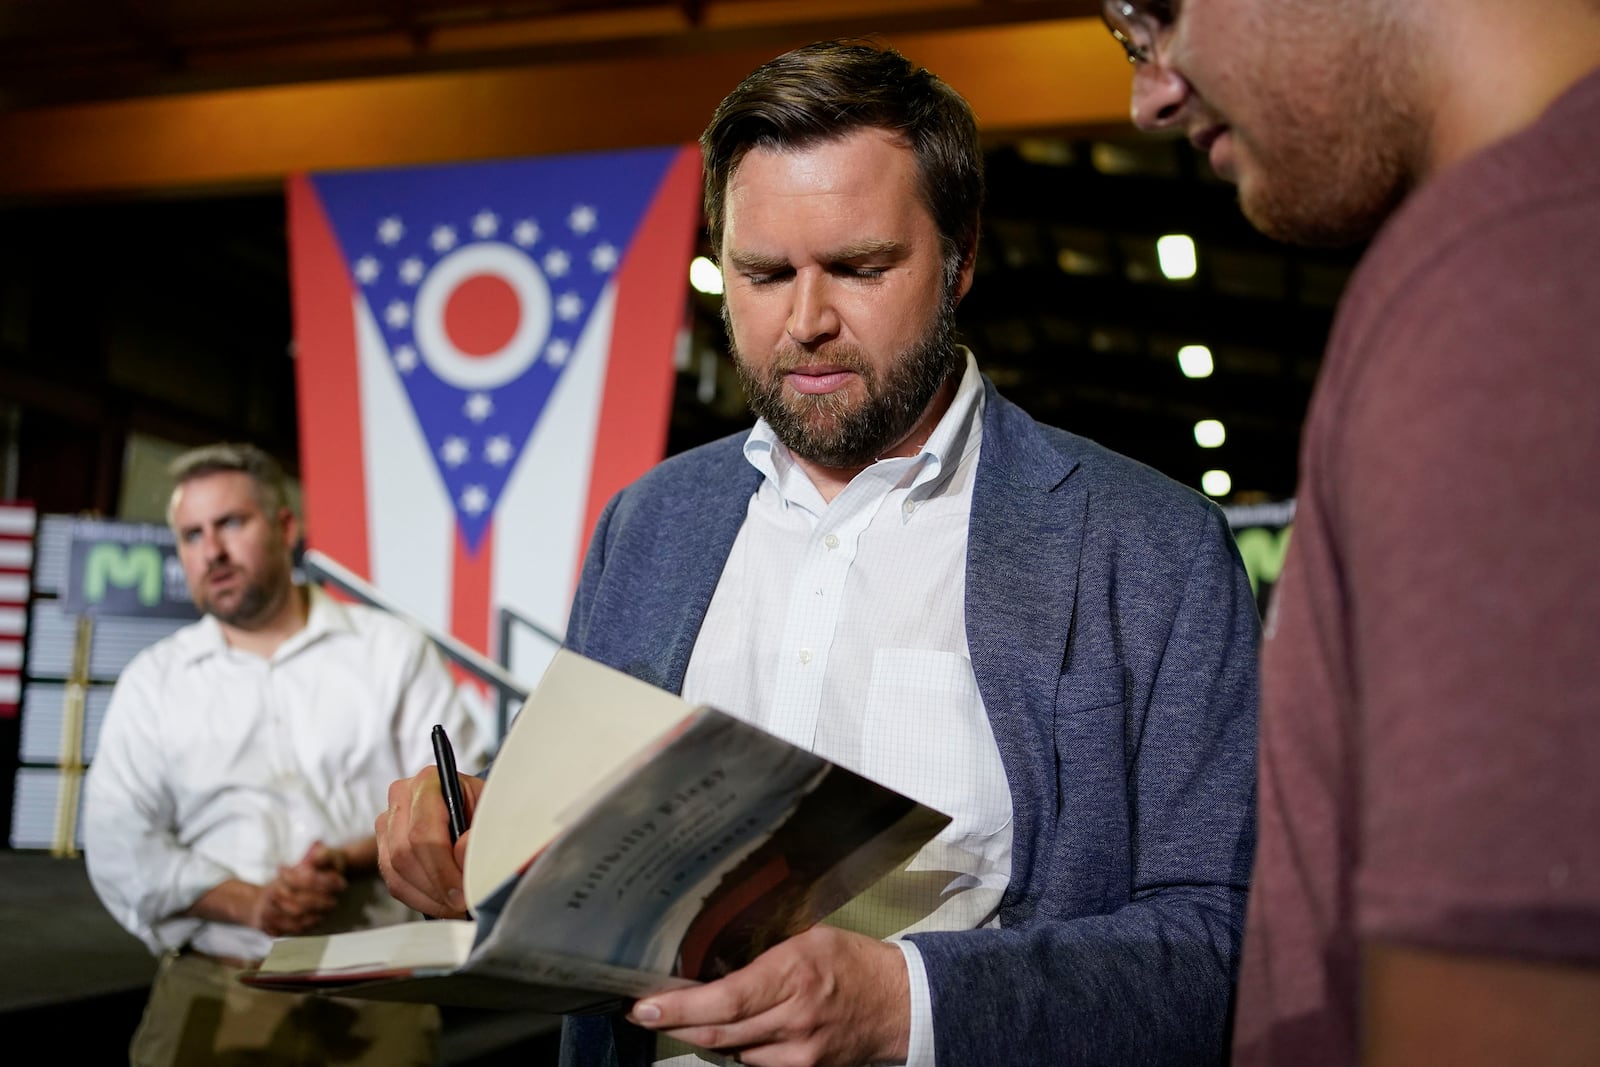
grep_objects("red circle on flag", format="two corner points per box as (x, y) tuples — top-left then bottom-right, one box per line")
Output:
(443, 274), (521, 357)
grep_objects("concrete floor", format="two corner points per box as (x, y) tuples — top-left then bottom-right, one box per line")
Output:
(0, 851), (564, 1064)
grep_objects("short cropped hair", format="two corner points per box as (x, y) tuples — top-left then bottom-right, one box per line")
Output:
(166, 442), (293, 527)
(700, 38), (985, 291)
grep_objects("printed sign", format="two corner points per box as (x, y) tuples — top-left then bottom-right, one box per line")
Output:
(61, 520), (199, 620)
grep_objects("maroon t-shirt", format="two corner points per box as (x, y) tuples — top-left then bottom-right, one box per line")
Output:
(1234, 66), (1600, 1065)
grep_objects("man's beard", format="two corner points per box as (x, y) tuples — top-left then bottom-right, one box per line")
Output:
(730, 297), (963, 470)
(200, 562), (288, 629)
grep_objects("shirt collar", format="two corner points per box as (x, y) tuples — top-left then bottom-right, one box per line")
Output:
(175, 583), (353, 666)
(744, 348), (985, 506)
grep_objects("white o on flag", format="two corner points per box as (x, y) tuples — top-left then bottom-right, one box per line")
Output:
(411, 243), (553, 389)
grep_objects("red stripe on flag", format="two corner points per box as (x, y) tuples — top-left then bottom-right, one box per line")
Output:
(0, 502), (31, 718)
(288, 175), (372, 580)
(451, 522), (493, 656)
(576, 144), (703, 592)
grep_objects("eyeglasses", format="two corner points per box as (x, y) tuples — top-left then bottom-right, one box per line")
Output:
(1101, 0), (1170, 65)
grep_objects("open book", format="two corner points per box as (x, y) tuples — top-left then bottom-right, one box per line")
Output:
(243, 649), (950, 1013)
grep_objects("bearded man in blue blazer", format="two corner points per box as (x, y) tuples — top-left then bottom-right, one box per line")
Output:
(379, 39), (1258, 1067)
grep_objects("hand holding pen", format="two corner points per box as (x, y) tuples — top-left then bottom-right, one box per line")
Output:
(374, 726), (485, 919)
(432, 724), (471, 845)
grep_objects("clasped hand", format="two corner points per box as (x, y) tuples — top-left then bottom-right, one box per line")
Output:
(250, 841), (348, 937)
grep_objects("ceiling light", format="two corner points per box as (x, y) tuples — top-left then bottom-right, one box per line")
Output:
(1157, 234), (1198, 280)
(1202, 470), (1232, 497)
(1177, 344), (1214, 378)
(689, 256), (723, 296)
(1194, 419), (1226, 448)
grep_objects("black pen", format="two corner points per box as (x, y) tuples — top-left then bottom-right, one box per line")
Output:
(431, 724), (470, 844)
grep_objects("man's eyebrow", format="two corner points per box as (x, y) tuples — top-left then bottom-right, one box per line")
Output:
(827, 239), (904, 259)
(724, 249), (790, 272)
(726, 239), (906, 270)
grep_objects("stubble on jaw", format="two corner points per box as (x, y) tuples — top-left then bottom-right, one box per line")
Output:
(726, 296), (963, 470)
(202, 578), (273, 628)
(196, 551), (294, 630)
(1224, 0), (1428, 247)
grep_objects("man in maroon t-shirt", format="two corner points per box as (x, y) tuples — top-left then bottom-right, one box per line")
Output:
(1100, 1), (1600, 1065)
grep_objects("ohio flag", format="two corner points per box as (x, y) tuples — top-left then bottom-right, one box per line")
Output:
(288, 146), (701, 681)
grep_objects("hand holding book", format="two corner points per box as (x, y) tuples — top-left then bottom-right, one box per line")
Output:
(627, 924), (913, 1066)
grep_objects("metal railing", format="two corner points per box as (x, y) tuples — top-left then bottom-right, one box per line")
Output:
(301, 549), (531, 741)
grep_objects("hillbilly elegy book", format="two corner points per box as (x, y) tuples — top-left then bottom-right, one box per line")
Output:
(244, 649), (950, 1013)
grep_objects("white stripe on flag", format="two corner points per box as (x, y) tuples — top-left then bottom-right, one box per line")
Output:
(493, 282), (616, 646)
(0, 574), (29, 601)
(0, 606), (24, 635)
(0, 541), (32, 569)
(355, 296), (455, 635)
(0, 674), (19, 704)
(0, 639), (21, 669)
(0, 506), (36, 535)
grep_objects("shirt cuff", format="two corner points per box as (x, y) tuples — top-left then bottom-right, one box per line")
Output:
(170, 849), (236, 905)
(895, 938), (937, 1067)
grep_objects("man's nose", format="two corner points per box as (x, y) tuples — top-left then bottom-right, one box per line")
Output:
(787, 273), (840, 346)
(1130, 60), (1192, 131)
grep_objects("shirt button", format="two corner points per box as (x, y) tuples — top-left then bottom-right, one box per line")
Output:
(798, 648), (813, 665)
(902, 499), (917, 515)
(823, 533), (839, 550)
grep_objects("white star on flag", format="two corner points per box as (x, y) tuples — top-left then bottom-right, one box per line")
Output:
(590, 243), (619, 272)
(394, 345), (419, 373)
(377, 216), (405, 245)
(484, 435), (514, 466)
(385, 300), (410, 328)
(431, 225), (458, 253)
(569, 204), (598, 235)
(464, 392), (494, 422)
(460, 485), (490, 516)
(399, 257), (425, 285)
(354, 256), (381, 284)
(440, 436), (470, 467)
(543, 249), (571, 278)
(513, 219), (540, 247)
(555, 292), (583, 322)
(472, 210), (499, 239)
(546, 338), (572, 366)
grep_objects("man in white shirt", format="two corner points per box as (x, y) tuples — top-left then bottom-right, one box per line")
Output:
(377, 41), (1258, 1067)
(84, 442), (486, 1066)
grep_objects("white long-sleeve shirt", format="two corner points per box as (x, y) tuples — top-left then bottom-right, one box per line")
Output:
(84, 585), (487, 961)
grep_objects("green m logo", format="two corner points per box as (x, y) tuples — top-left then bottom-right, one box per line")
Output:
(1234, 525), (1293, 597)
(84, 542), (164, 606)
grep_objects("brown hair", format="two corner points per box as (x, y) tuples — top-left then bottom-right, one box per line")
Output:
(166, 442), (293, 526)
(700, 38), (985, 291)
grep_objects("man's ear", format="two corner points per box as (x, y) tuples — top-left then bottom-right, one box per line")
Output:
(953, 243), (978, 305)
(277, 507), (301, 549)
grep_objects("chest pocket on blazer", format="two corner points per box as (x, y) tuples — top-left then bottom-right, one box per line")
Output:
(1048, 662), (1132, 912)
(858, 648), (1012, 850)
(1053, 661), (1130, 799)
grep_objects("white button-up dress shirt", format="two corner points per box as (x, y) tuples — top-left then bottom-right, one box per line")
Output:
(664, 353), (1013, 1067)
(83, 585), (487, 961)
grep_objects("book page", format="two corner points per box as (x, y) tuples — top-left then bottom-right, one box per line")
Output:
(254, 918), (478, 978)
(464, 650), (694, 905)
